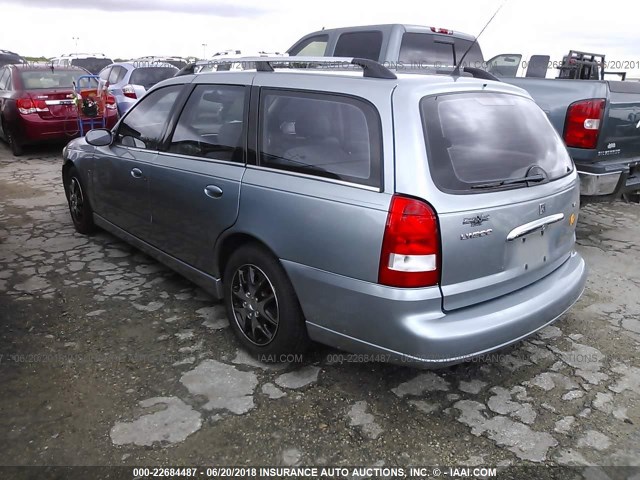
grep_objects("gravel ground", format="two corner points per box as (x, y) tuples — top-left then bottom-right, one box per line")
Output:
(0, 143), (638, 476)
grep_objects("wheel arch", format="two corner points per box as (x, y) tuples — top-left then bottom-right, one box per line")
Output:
(215, 231), (280, 280)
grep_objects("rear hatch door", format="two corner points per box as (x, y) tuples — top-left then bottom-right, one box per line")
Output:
(419, 91), (580, 311)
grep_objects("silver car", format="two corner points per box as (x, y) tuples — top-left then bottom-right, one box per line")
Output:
(62, 57), (587, 367)
(97, 62), (178, 115)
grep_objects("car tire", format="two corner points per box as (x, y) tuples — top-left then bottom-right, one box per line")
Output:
(65, 167), (96, 235)
(1, 119), (23, 157)
(223, 243), (309, 358)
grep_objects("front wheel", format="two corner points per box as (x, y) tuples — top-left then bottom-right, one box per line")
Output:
(65, 167), (96, 235)
(223, 244), (309, 357)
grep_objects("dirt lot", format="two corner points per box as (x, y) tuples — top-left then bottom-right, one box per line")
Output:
(0, 143), (639, 476)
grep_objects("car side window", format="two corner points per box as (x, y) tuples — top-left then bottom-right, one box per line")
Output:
(108, 67), (122, 84)
(259, 90), (382, 188)
(289, 35), (329, 56)
(98, 67), (111, 82)
(115, 85), (182, 150)
(168, 84), (246, 162)
(334, 31), (383, 61)
(0, 68), (8, 90)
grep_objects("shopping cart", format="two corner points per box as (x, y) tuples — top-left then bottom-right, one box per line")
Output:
(73, 75), (108, 136)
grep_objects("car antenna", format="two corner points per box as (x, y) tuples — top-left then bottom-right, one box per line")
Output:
(452, 0), (507, 78)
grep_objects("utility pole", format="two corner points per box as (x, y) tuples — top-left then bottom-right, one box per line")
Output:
(72, 36), (79, 54)
(202, 43), (207, 60)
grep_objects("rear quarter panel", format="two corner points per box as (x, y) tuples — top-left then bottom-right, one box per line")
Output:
(229, 72), (398, 283)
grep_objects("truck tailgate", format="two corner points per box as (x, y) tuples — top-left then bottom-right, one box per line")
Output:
(600, 81), (640, 161)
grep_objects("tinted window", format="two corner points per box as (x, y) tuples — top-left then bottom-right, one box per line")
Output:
(98, 67), (111, 81)
(0, 54), (25, 67)
(71, 58), (112, 74)
(260, 90), (382, 188)
(334, 31), (383, 61)
(421, 93), (573, 193)
(19, 70), (97, 89)
(169, 84), (246, 162)
(0, 69), (8, 90)
(107, 66), (122, 84)
(130, 67), (178, 89)
(116, 85), (182, 150)
(289, 35), (328, 56)
(399, 33), (484, 68)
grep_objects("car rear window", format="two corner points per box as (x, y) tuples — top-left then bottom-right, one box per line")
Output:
(399, 33), (484, 68)
(71, 58), (112, 74)
(130, 67), (178, 89)
(0, 54), (26, 67)
(334, 31), (383, 61)
(421, 92), (573, 193)
(19, 70), (97, 89)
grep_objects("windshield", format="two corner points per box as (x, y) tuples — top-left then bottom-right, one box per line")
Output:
(130, 67), (178, 89)
(71, 58), (112, 74)
(421, 92), (574, 193)
(19, 70), (98, 89)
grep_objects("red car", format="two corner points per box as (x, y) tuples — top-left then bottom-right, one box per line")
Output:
(0, 64), (118, 156)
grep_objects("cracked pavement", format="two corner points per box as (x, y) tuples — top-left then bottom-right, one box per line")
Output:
(0, 144), (638, 472)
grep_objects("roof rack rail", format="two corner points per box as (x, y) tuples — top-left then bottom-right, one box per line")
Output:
(175, 56), (397, 80)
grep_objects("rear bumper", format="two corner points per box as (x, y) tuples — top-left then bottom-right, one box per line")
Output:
(283, 251), (587, 367)
(577, 158), (640, 198)
(15, 112), (118, 145)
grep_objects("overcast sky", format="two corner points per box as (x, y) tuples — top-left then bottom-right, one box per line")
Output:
(1, 0), (638, 76)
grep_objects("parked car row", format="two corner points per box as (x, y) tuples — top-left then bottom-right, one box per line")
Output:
(0, 64), (118, 155)
(0, 53), (181, 154)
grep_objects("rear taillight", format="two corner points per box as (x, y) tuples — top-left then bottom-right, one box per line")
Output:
(105, 94), (117, 110)
(34, 100), (49, 112)
(378, 195), (440, 288)
(122, 85), (137, 99)
(563, 98), (605, 149)
(17, 98), (35, 114)
(17, 97), (49, 115)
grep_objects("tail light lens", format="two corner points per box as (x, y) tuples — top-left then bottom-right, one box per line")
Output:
(105, 94), (117, 110)
(563, 98), (605, 149)
(122, 85), (137, 99)
(34, 100), (49, 112)
(378, 195), (440, 288)
(17, 98), (35, 114)
(17, 97), (49, 115)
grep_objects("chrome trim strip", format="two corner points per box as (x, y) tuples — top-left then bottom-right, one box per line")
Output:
(506, 213), (565, 241)
(246, 165), (381, 192)
(44, 99), (75, 105)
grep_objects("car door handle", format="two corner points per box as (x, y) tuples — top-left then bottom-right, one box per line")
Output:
(204, 185), (223, 198)
(130, 168), (143, 179)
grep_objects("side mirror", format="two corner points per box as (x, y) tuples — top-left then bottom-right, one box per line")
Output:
(85, 128), (113, 147)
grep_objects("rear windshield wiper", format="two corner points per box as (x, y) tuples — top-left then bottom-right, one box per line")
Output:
(470, 173), (547, 190)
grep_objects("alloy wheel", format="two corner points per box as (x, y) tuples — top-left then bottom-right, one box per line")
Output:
(230, 264), (279, 346)
(68, 177), (85, 223)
